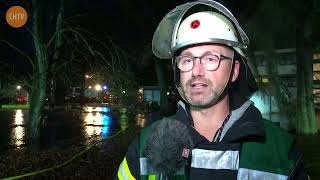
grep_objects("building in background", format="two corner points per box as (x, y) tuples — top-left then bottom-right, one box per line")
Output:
(312, 50), (320, 105)
(140, 86), (160, 106)
(254, 48), (297, 99)
(251, 48), (320, 129)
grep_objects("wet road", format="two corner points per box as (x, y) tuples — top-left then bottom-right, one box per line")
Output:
(0, 105), (148, 151)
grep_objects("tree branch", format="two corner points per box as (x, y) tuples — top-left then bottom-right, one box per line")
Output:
(47, 28), (95, 56)
(63, 13), (88, 22)
(0, 40), (35, 68)
(25, 26), (36, 41)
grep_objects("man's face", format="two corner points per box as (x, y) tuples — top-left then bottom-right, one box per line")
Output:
(179, 44), (239, 108)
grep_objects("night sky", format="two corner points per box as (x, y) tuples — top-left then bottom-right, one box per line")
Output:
(0, 0), (259, 54)
(1, 0), (308, 85)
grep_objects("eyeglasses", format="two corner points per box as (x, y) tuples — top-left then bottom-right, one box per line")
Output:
(175, 52), (233, 72)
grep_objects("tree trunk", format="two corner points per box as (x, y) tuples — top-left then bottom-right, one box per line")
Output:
(48, 0), (64, 111)
(295, 0), (318, 134)
(27, 0), (49, 140)
(28, 43), (48, 139)
(296, 47), (317, 134)
(154, 59), (169, 116)
(48, 76), (56, 112)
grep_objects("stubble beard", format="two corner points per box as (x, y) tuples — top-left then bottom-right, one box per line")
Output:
(181, 78), (221, 109)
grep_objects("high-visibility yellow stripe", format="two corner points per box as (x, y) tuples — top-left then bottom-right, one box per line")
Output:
(148, 175), (156, 180)
(118, 156), (136, 180)
(123, 157), (136, 180)
(117, 168), (124, 180)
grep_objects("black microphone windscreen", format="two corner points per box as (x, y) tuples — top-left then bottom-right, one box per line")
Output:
(144, 118), (193, 175)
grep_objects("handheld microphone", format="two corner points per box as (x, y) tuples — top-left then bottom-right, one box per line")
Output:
(144, 118), (193, 177)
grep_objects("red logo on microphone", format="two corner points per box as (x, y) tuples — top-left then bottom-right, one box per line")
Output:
(182, 148), (190, 158)
(190, 20), (200, 29)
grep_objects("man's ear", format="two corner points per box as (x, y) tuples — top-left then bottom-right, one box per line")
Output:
(231, 60), (240, 82)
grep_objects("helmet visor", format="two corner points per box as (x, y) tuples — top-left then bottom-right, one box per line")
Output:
(152, 0), (250, 59)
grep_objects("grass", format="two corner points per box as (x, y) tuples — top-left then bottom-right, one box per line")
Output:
(1, 104), (29, 109)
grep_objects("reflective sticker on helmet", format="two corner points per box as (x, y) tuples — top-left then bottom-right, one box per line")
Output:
(190, 20), (200, 29)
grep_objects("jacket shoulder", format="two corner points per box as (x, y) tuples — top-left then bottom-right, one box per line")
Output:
(240, 119), (295, 175)
(263, 119), (294, 144)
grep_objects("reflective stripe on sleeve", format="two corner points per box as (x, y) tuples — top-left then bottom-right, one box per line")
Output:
(117, 168), (124, 180)
(117, 157), (136, 180)
(237, 168), (288, 180)
(140, 157), (184, 175)
(148, 175), (156, 180)
(140, 157), (149, 175)
(191, 149), (239, 170)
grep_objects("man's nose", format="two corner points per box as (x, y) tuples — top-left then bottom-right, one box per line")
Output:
(192, 59), (205, 77)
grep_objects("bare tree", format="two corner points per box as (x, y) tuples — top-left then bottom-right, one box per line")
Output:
(1, 0), (135, 141)
(294, 0), (318, 134)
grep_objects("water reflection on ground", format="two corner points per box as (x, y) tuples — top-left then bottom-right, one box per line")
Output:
(81, 106), (147, 141)
(1, 105), (149, 151)
(82, 106), (112, 139)
(11, 109), (25, 148)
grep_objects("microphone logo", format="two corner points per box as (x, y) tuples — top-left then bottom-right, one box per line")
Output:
(182, 148), (190, 158)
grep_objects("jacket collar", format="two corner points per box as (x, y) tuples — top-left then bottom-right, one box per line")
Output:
(175, 100), (266, 143)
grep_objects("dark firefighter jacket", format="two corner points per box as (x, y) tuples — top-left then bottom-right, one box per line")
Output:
(115, 100), (308, 180)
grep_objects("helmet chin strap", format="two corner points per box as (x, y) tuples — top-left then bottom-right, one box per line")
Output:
(175, 52), (235, 109)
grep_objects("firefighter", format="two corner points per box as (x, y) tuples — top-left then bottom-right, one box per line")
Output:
(116, 0), (308, 179)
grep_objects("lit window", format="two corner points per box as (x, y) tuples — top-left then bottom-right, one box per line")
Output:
(262, 77), (269, 83)
(313, 63), (320, 71)
(314, 89), (320, 94)
(313, 72), (320, 80)
(314, 89), (320, 103)
(313, 53), (320, 60)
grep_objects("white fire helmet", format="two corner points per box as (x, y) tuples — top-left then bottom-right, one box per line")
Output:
(173, 11), (245, 57)
(152, 0), (258, 101)
(152, 0), (250, 59)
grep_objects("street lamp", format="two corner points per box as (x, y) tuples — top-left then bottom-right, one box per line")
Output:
(95, 84), (102, 91)
(16, 85), (22, 102)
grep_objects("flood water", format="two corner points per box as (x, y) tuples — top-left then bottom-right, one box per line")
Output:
(0, 105), (149, 152)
